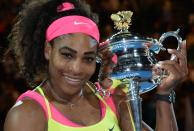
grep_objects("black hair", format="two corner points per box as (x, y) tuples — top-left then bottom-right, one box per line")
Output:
(7, 0), (99, 86)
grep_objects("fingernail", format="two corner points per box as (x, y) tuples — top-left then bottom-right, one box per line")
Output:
(155, 63), (162, 68)
(167, 49), (173, 53)
(183, 40), (186, 45)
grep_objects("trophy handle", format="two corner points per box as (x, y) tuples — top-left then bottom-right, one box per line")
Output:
(148, 29), (183, 63)
(147, 29), (183, 86)
(159, 28), (183, 60)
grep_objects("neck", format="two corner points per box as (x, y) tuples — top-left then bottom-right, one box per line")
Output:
(44, 80), (84, 105)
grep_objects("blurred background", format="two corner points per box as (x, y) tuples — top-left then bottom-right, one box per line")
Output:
(0, 0), (194, 130)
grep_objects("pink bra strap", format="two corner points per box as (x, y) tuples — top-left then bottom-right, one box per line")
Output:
(105, 97), (117, 116)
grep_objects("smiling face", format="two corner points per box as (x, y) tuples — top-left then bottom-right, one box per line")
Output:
(45, 33), (98, 95)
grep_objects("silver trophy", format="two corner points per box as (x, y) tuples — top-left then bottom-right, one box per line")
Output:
(97, 11), (182, 131)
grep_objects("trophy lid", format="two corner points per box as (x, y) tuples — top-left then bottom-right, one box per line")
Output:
(97, 11), (160, 94)
(99, 11), (156, 52)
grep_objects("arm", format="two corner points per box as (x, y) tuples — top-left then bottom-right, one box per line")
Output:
(155, 100), (178, 131)
(184, 96), (193, 131)
(4, 99), (47, 131)
(154, 40), (188, 131)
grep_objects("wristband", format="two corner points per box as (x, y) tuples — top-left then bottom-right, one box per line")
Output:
(154, 90), (176, 104)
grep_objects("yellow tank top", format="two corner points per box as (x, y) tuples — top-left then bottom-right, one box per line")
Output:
(112, 78), (130, 93)
(37, 85), (121, 131)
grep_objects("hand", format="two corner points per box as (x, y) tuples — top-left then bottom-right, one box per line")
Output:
(154, 40), (188, 94)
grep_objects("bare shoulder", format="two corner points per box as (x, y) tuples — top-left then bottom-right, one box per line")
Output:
(4, 99), (47, 131)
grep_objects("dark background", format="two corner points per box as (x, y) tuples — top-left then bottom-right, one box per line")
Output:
(0, 0), (194, 130)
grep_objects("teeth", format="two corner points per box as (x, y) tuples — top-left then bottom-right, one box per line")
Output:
(65, 76), (81, 82)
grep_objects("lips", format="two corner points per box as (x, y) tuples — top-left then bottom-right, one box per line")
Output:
(64, 75), (83, 86)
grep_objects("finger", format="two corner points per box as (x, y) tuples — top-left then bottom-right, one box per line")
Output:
(164, 60), (188, 78)
(156, 60), (179, 68)
(167, 49), (186, 62)
(180, 40), (188, 66)
(143, 42), (152, 48)
(155, 61), (188, 81)
(167, 48), (187, 67)
(155, 61), (180, 75)
(180, 40), (187, 57)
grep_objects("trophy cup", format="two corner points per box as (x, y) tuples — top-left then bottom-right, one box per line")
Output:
(97, 11), (183, 131)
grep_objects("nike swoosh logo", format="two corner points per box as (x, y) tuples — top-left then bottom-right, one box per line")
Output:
(74, 21), (88, 25)
(109, 125), (115, 131)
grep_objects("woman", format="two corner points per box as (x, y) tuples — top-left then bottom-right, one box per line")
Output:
(4, 0), (188, 131)
(4, 0), (123, 130)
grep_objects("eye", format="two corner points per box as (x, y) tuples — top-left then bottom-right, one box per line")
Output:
(84, 57), (95, 63)
(61, 52), (73, 59)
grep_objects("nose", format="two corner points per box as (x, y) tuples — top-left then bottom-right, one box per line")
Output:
(69, 59), (83, 75)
